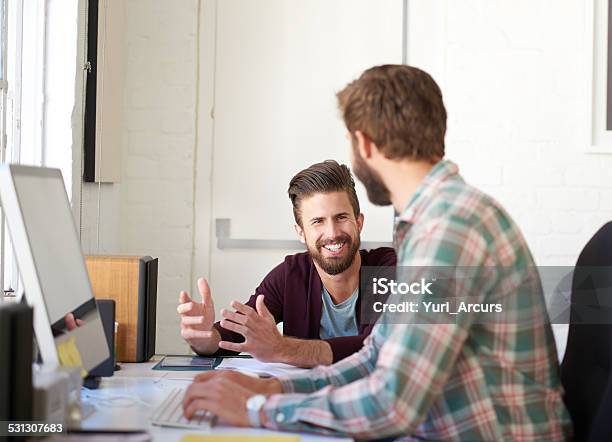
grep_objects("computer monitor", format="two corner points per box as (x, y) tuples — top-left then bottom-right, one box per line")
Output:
(0, 164), (109, 372)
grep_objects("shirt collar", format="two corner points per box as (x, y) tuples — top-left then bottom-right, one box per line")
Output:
(396, 159), (459, 225)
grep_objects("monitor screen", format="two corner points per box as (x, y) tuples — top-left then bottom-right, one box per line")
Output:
(0, 165), (109, 371)
(12, 170), (95, 325)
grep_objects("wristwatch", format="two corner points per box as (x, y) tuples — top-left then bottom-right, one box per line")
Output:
(246, 394), (267, 427)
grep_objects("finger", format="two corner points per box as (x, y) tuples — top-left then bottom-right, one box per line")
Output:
(255, 294), (274, 320)
(183, 382), (216, 411)
(181, 315), (208, 326)
(177, 302), (197, 315)
(230, 301), (256, 317)
(179, 290), (192, 304)
(198, 278), (213, 306)
(220, 308), (248, 325)
(75, 319), (85, 327)
(183, 398), (219, 420)
(220, 319), (247, 336)
(181, 329), (213, 340)
(193, 371), (240, 384)
(193, 371), (218, 383)
(218, 341), (246, 352)
(65, 313), (77, 331)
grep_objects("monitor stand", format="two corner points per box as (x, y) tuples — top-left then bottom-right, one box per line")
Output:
(83, 376), (101, 390)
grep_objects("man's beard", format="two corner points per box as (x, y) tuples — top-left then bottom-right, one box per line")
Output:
(352, 144), (392, 206)
(308, 233), (361, 276)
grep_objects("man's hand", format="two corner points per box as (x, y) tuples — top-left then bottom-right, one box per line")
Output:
(182, 371), (282, 426)
(64, 313), (84, 331)
(183, 376), (251, 426)
(177, 277), (219, 354)
(193, 370), (282, 396)
(218, 295), (287, 362)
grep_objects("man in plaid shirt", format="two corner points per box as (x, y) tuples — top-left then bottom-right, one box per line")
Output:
(183, 65), (572, 441)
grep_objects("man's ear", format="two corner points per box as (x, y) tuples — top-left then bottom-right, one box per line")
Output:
(354, 130), (373, 159)
(294, 224), (306, 244)
(356, 213), (364, 233)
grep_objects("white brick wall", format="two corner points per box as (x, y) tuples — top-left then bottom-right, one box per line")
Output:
(81, 0), (199, 354)
(411, 0), (612, 269)
(120, 0), (198, 354)
(410, 0), (612, 359)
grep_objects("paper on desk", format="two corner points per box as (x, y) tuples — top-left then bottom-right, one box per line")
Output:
(57, 336), (88, 378)
(216, 358), (308, 378)
(180, 435), (299, 442)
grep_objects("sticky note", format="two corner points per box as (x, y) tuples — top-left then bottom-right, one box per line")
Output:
(180, 435), (300, 442)
(57, 336), (88, 378)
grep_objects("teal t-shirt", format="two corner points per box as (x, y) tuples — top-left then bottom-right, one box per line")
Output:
(319, 286), (359, 339)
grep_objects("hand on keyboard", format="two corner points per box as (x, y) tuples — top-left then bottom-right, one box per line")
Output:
(193, 370), (282, 396)
(151, 388), (215, 429)
(183, 373), (268, 427)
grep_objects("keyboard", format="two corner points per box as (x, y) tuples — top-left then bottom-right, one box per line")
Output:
(150, 387), (215, 429)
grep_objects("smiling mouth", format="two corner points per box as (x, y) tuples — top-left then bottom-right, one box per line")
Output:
(322, 242), (346, 255)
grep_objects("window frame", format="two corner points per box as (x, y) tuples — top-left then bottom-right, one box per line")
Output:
(585, 0), (612, 153)
(1, 0), (47, 295)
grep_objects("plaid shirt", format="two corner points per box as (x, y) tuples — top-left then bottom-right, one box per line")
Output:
(260, 160), (572, 441)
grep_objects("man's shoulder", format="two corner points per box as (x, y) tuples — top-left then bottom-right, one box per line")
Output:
(275, 248), (397, 271)
(406, 178), (532, 266)
(259, 251), (312, 288)
(422, 178), (514, 234)
(360, 247), (397, 266)
(277, 250), (313, 272)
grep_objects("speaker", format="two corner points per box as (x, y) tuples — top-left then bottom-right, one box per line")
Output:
(85, 256), (158, 362)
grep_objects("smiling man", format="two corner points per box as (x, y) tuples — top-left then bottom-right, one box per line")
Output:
(178, 160), (396, 368)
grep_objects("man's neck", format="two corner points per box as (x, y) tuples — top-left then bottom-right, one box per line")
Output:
(383, 159), (438, 213)
(316, 251), (361, 305)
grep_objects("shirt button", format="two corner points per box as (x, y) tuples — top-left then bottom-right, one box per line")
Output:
(276, 412), (285, 423)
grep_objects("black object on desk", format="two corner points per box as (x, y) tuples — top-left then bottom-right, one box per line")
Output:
(85, 299), (116, 389)
(151, 354), (253, 371)
(137, 256), (158, 363)
(0, 302), (34, 437)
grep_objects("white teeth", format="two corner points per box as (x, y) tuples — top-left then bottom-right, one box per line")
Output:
(324, 242), (344, 251)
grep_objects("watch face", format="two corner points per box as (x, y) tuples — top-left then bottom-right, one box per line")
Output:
(247, 394), (266, 410)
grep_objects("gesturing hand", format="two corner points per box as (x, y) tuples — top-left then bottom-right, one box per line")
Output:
(218, 295), (286, 363)
(177, 277), (216, 352)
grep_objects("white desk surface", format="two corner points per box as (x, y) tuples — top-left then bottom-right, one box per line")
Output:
(80, 357), (352, 442)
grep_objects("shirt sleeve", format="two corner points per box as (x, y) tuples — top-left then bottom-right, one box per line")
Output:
(276, 331), (382, 394)
(261, 219), (492, 439)
(324, 333), (369, 363)
(379, 247), (398, 266)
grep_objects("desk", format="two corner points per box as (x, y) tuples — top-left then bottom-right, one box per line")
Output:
(81, 357), (351, 442)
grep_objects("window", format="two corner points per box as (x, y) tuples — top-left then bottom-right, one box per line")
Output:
(0, 0), (10, 295)
(1, 0), (47, 295)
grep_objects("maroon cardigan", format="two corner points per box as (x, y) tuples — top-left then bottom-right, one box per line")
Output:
(212, 247), (396, 362)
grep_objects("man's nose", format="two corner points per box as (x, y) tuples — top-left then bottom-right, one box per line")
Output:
(323, 220), (342, 239)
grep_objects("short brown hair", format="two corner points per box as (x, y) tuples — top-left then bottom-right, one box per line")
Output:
(288, 160), (360, 226)
(337, 64), (447, 161)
